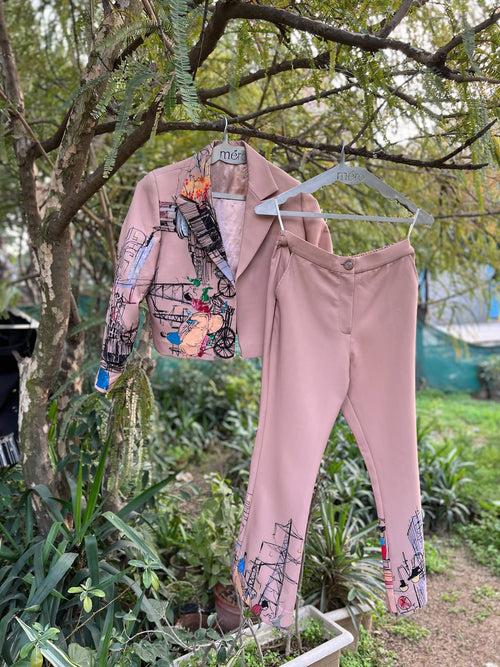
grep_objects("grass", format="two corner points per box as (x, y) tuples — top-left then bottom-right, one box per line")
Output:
(385, 618), (430, 642)
(424, 536), (450, 574)
(454, 510), (500, 576)
(416, 389), (499, 506)
(472, 584), (497, 602)
(340, 625), (397, 667)
(440, 591), (460, 603)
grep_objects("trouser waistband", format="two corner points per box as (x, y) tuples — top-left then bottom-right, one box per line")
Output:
(279, 229), (415, 274)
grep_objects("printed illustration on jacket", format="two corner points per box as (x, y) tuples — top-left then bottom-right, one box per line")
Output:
(152, 147), (238, 359)
(149, 276), (236, 358)
(234, 512), (304, 628)
(175, 146), (234, 284)
(100, 145), (241, 374)
(100, 225), (154, 372)
(378, 508), (427, 614)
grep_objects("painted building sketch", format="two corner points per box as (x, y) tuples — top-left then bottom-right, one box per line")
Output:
(101, 291), (138, 372)
(377, 518), (397, 612)
(177, 200), (233, 283)
(115, 227), (157, 296)
(233, 492), (253, 573)
(396, 509), (427, 612)
(100, 148), (240, 372)
(378, 509), (427, 615)
(235, 518), (303, 624)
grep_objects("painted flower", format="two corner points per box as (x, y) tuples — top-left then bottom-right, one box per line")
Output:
(181, 175), (210, 202)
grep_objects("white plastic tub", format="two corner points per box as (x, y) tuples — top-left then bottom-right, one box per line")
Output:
(325, 603), (374, 653)
(174, 605), (354, 667)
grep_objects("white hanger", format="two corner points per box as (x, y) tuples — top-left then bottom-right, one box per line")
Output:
(255, 142), (433, 227)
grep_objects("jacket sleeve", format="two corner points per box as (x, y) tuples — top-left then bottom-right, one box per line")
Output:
(301, 192), (333, 252)
(95, 172), (161, 393)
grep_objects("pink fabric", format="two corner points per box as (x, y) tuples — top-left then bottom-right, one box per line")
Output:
(213, 199), (246, 276)
(95, 141), (333, 392)
(233, 229), (427, 629)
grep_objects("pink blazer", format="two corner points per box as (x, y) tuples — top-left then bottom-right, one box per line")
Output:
(95, 141), (332, 391)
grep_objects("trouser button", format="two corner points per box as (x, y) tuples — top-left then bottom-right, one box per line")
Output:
(342, 259), (354, 270)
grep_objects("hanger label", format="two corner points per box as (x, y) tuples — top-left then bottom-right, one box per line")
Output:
(212, 144), (247, 164)
(337, 171), (362, 183)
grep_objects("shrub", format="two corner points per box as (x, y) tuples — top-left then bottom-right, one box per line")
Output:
(417, 417), (474, 531)
(455, 510), (500, 576)
(151, 359), (261, 479)
(477, 355), (500, 399)
(319, 416), (376, 529)
(177, 473), (242, 595)
(302, 500), (384, 620)
(0, 370), (181, 666)
(340, 624), (397, 667)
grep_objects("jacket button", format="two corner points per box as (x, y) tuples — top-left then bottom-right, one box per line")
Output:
(342, 259), (354, 270)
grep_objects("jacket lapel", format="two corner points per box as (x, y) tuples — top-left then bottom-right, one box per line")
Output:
(236, 142), (279, 280)
(176, 140), (279, 283)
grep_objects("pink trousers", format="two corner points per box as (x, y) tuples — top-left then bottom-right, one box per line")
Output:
(232, 228), (427, 629)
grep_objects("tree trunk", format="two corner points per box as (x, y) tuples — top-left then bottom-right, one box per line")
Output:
(18, 229), (72, 534)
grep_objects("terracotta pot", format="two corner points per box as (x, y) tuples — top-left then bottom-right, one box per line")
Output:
(175, 611), (209, 631)
(214, 583), (241, 632)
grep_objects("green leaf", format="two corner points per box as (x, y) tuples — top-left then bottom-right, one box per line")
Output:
(26, 552), (77, 608)
(41, 522), (64, 566)
(167, 0), (200, 122)
(29, 647), (43, 667)
(102, 512), (164, 569)
(67, 644), (96, 667)
(117, 476), (173, 521)
(96, 589), (115, 667)
(15, 618), (79, 667)
(80, 438), (110, 538)
(71, 458), (84, 534)
(84, 534), (100, 586)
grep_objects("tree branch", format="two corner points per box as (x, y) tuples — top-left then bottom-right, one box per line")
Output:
(35, 10), (153, 162)
(189, 0), (235, 71)
(199, 84), (354, 124)
(53, 102), (161, 235)
(53, 114), (491, 229)
(431, 9), (500, 65)
(198, 50), (343, 100)
(375, 0), (416, 38)
(221, 2), (498, 83)
(45, 1), (144, 238)
(0, 0), (42, 238)
(431, 119), (496, 165)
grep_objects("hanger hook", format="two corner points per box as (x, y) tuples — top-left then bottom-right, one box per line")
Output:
(407, 208), (420, 240)
(222, 116), (228, 143)
(340, 140), (346, 164)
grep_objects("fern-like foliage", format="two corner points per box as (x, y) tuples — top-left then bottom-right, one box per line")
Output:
(98, 16), (158, 54)
(165, 0), (200, 123)
(107, 360), (155, 495)
(103, 61), (155, 178)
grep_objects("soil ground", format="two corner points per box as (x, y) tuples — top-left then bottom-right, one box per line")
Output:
(375, 536), (499, 667)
